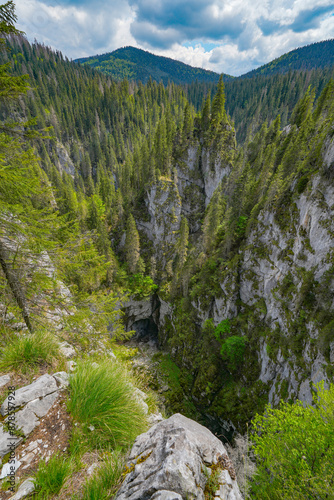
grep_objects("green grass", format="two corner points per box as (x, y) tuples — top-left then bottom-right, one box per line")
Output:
(79, 451), (125, 500)
(67, 359), (147, 448)
(0, 329), (62, 373)
(33, 453), (72, 499)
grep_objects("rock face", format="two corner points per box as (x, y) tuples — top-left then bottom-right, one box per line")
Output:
(115, 413), (242, 500)
(137, 136), (233, 267)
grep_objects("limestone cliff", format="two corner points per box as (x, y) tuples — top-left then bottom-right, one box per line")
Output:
(128, 105), (334, 432)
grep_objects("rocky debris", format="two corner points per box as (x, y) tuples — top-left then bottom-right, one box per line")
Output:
(114, 413), (242, 500)
(0, 427), (23, 459)
(0, 374), (58, 415)
(8, 477), (35, 500)
(0, 374), (11, 388)
(147, 412), (164, 426)
(0, 372), (68, 461)
(133, 388), (149, 414)
(87, 463), (99, 476)
(0, 458), (21, 479)
(55, 142), (75, 177)
(59, 341), (76, 359)
(67, 360), (77, 372)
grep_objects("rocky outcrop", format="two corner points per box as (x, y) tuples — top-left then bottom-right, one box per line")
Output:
(138, 178), (182, 266)
(137, 137), (233, 267)
(55, 142), (75, 177)
(115, 413), (242, 500)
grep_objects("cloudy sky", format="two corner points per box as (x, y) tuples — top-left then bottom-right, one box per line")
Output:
(15, 0), (334, 76)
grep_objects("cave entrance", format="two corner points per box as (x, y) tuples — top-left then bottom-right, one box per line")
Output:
(131, 317), (159, 346)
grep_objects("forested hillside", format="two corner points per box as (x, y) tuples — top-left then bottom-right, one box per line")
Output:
(76, 46), (227, 85)
(243, 39), (334, 78)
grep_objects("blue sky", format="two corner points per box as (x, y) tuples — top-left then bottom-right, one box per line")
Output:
(15, 0), (334, 76)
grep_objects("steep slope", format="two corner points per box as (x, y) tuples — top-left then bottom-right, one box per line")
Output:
(75, 46), (231, 84)
(132, 82), (334, 434)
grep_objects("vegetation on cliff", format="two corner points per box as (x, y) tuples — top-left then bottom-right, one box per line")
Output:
(0, 2), (333, 497)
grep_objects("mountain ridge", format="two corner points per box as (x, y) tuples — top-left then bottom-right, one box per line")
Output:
(75, 45), (231, 84)
(76, 39), (334, 84)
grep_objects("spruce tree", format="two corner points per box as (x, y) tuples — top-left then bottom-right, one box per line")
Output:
(124, 214), (140, 274)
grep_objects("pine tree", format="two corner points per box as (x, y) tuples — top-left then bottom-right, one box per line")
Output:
(124, 214), (140, 274)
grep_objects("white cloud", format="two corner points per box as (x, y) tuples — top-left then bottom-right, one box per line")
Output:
(15, 0), (137, 59)
(13, 0), (334, 74)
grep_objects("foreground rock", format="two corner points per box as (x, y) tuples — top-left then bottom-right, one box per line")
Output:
(115, 413), (242, 500)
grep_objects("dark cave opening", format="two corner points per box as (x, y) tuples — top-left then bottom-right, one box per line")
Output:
(131, 317), (159, 346)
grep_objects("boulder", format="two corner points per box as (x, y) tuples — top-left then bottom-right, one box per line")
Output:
(114, 413), (242, 500)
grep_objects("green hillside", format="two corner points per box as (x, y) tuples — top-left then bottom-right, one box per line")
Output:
(75, 46), (231, 85)
(242, 39), (334, 78)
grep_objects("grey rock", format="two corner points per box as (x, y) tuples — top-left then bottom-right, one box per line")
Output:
(53, 371), (69, 387)
(330, 342), (334, 364)
(66, 360), (77, 372)
(115, 413), (242, 500)
(1, 374), (58, 415)
(0, 425), (23, 458)
(148, 412), (164, 426)
(0, 458), (21, 479)
(0, 374), (11, 388)
(26, 392), (59, 417)
(133, 388), (149, 414)
(8, 477), (35, 500)
(87, 463), (99, 476)
(151, 491), (183, 500)
(12, 406), (39, 436)
(59, 341), (76, 359)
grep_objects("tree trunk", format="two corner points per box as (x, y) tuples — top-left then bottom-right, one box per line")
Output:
(0, 240), (33, 332)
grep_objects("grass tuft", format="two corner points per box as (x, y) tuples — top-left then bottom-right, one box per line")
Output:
(67, 359), (147, 448)
(0, 329), (61, 373)
(33, 453), (72, 499)
(80, 451), (125, 500)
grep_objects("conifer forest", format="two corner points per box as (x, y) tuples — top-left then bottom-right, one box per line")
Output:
(0, 2), (334, 498)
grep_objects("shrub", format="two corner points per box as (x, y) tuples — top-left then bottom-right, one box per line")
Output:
(33, 454), (72, 499)
(0, 330), (61, 373)
(213, 319), (231, 340)
(220, 336), (247, 372)
(251, 382), (334, 499)
(67, 359), (147, 448)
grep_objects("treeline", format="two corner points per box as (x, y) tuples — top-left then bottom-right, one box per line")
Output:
(184, 66), (334, 142)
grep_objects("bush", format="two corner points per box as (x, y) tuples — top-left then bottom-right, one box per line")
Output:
(67, 359), (147, 448)
(220, 336), (247, 372)
(33, 454), (72, 499)
(251, 382), (334, 499)
(213, 319), (231, 340)
(0, 330), (61, 373)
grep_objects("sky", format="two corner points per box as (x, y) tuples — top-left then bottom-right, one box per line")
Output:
(15, 0), (334, 76)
